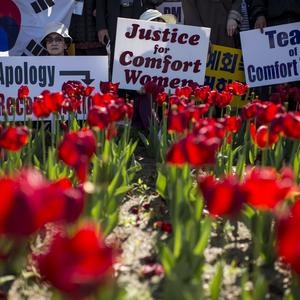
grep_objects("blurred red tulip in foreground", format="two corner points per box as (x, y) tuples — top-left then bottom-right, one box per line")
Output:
(36, 223), (114, 299)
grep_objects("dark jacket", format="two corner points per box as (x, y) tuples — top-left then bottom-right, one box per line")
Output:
(69, 0), (99, 43)
(182, 0), (242, 47)
(250, 0), (300, 25)
(96, 0), (164, 45)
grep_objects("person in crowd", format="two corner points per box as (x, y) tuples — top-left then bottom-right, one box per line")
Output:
(41, 22), (72, 56)
(182, 0), (242, 47)
(250, 0), (300, 30)
(69, 0), (106, 55)
(96, 0), (165, 72)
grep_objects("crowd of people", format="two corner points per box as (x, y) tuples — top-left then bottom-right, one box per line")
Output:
(41, 0), (300, 56)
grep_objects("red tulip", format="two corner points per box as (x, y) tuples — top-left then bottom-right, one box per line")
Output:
(62, 81), (84, 98)
(214, 91), (234, 108)
(191, 104), (209, 120)
(155, 92), (167, 105)
(226, 81), (248, 96)
(225, 115), (242, 133)
(33, 97), (51, 118)
(242, 102), (259, 120)
(166, 134), (220, 167)
(58, 129), (96, 182)
(83, 86), (95, 97)
(194, 118), (226, 140)
(194, 86), (211, 102)
(167, 108), (189, 133)
(48, 92), (64, 112)
(250, 124), (278, 148)
(43, 178), (85, 224)
(270, 113), (286, 135)
(198, 175), (246, 217)
(282, 112), (300, 140)
(18, 85), (29, 99)
(256, 102), (284, 125)
(92, 92), (116, 107)
(100, 81), (119, 94)
(143, 81), (164, 97)
(35, 224), (114, 298)
(175, 86), (193, 99)
(0, 169), (84, 237)
(276, 199), (300, 275)
(33, 90), (63, 117)
(61, 97), (83, 112)
(107, 102), (124, 122)
(88, 106), (109, 130)
(0, 126), (29, 151)
(243, 167), (294, 210)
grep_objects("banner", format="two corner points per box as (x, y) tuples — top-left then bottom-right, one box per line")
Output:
(0, 56), (108, 121)
(240, 22), (300, 87)
(0, 0), (75, 56)
(112, 17), (210, 91)
(157, 1), (184, 24)
(205, 44), (253, 107)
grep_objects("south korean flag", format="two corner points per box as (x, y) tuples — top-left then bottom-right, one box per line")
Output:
(0, 0), (75, 56)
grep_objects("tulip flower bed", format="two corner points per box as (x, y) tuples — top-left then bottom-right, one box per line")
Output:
(0, 80), (300, 299)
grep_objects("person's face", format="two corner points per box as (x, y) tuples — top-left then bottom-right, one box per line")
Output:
(45, 33), (66, 56)
(152, 17), (166, 23)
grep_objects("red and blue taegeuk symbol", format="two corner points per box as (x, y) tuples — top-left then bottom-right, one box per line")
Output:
(0, 0), (21, 51)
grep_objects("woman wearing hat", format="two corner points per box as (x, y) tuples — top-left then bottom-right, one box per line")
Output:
(139, 9), (177, 23)
(41, 22), (72, 56)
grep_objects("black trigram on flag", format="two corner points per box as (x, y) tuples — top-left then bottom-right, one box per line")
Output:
(22, 39), (48, 56)
(31, 0), (55, 13)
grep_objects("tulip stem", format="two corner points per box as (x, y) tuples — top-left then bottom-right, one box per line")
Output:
(41, 119), (46, 168)
(261, 149), (268, 166)
(27, 118), (32, 166)
(23, 98), (27, 125)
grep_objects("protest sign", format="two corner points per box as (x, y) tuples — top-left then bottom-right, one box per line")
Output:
(0, 56), (108, 121)
(0, 0), (75, 56)
(112, 17), (210, 91)
(205, 44), (253, 107)
(157, 1), (184, 24)
(240, 22), (300, 88)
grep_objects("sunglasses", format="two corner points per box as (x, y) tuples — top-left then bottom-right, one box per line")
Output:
(46, 36), (65, 44)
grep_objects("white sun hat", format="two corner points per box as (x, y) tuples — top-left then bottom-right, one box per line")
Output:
(139, 9), (177, 24)
(41, 21), (72, 47)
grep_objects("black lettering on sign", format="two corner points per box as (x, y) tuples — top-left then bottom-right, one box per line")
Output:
(0, 62), (56, 88)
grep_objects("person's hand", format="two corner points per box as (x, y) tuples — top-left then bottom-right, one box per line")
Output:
(255, 16), (267, 33)
(98, 29), (110, 46)
(227, 18), (238, 37)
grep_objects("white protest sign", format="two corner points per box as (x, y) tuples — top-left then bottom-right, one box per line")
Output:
(157, 1), (184, 24)
(0, 56), (108, 121)
(112, 18), (210, 91)
(240, 22), (300, 88)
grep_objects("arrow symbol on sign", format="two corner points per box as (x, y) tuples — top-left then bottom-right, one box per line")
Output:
(59, 70), (95, 85)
